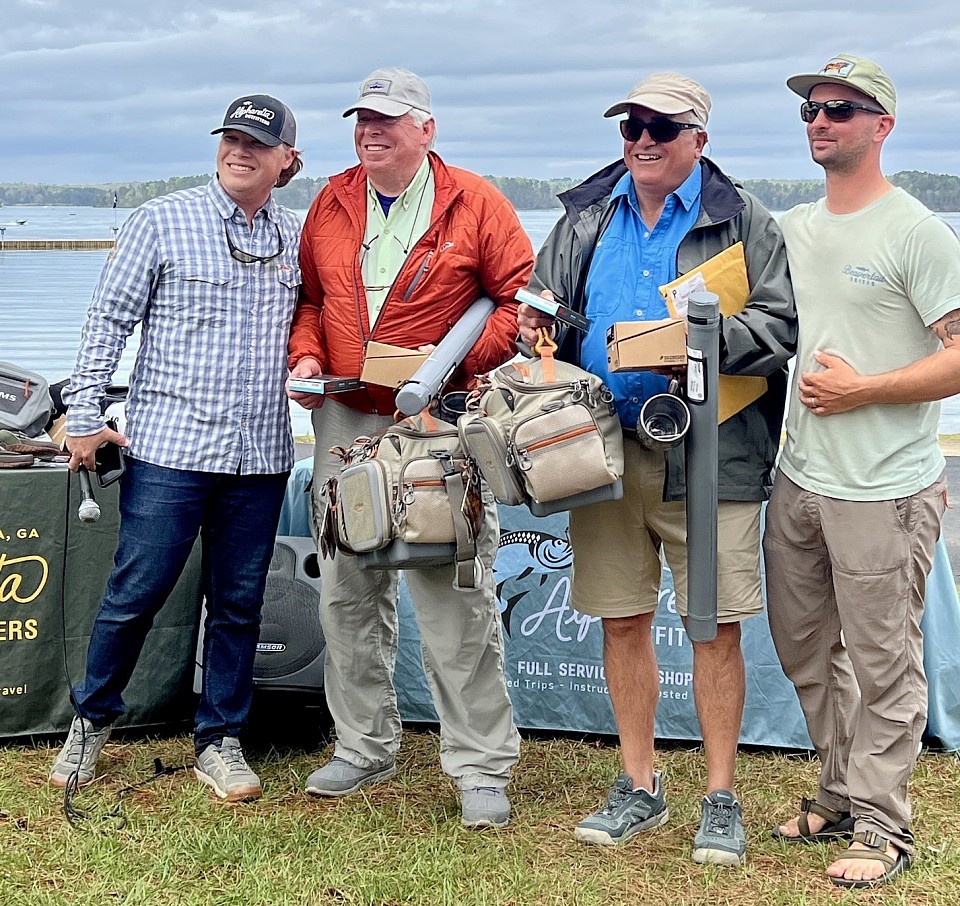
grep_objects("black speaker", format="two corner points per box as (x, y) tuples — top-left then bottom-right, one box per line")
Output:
(194, 536), (325, 694)
(253, 535), (325, 691)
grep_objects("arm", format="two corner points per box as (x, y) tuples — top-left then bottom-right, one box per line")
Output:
(799, 308), (960, 415)
(799, 215), (960, 416)
(286, 195), (329, 409)
(62, 207), (156, 467)
(718, 191), (797, 377)
(461, 189), (534, 377)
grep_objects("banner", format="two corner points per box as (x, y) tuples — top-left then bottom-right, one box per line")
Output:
(395, 506), (813, 749)
(0, 465), (202, 738)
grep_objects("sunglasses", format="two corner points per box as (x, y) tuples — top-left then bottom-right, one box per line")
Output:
(619, 117), (700, 144)
(800, 100), (886, 123)
(224, 221), (284, 264)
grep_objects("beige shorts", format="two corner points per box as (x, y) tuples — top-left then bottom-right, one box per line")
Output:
(568, 439), (763, 622)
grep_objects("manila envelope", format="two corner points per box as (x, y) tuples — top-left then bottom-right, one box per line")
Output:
(360, 341), (429, 388)
(658, 241), (767, 423)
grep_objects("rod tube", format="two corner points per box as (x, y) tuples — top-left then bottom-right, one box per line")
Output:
(684, 291), (720, 642)
(395, 297), (495, 416)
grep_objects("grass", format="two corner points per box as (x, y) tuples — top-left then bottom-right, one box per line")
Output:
(2, 722), (959, 906)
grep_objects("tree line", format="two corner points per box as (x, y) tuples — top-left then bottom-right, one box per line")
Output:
(3, 171), (960, 212)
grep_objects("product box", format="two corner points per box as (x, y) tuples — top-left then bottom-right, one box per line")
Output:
(606, 319), (687, 371)
(360, 342), (429, 388)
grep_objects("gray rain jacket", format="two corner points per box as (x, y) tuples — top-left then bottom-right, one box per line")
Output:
(529, 156), (796, 501)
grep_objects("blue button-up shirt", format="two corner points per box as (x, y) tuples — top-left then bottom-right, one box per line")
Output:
(64, 179), (302, 474)
(580, 165), (702, 430)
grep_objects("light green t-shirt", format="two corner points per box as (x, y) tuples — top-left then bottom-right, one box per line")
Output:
(362, 157), (435, 326)
(778, 188), (960, 500)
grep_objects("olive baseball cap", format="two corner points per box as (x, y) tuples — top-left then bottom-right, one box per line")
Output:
(787, 54), (896, 116)
(211, 95), (297, 147)
(343, 67), (432, 118)
(603, 72), (711, 127)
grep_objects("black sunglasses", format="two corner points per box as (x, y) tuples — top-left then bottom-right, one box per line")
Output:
(619, 117), (700, 144)
(800, 100), (886, 123)
(224, 222), (284, 264)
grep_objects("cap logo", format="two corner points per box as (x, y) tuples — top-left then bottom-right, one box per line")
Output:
(230, 101), (276, 126)
(362, 79), (392, 95)
(820, 59), (854, 78)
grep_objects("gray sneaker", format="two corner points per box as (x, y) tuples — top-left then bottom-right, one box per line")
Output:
(573, 771), (669, 846)
(49, 716), (112, 788)
(194, 737), (262, 802)
(461, 787), (511, 828)
(692, 789), (747, 866)
(304, 756), (396, 797)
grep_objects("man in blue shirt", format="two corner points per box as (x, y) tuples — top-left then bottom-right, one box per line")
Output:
(519, 72), (795, 865)
(48, 94), (304, 802)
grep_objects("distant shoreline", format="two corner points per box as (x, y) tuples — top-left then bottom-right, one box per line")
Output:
(4, 169), (960, 213)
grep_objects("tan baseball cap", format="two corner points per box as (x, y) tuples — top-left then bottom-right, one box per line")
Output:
(343, 67), (432, 118)
(787, 53), (896, 116)
(603, 72), (711, 127)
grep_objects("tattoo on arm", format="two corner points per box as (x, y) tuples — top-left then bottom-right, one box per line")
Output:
(933, 309), (960, 343)
(945, 318), (960, 340)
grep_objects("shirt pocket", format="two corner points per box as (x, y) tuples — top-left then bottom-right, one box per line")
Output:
(175, 264), (233, 327)
(277, 263), (302, 291)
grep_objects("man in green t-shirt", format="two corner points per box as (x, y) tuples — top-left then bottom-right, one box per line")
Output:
(764, 53), (960, 889)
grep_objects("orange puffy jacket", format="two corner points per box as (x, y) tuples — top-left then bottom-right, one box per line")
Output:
(287, 153), (534, 414)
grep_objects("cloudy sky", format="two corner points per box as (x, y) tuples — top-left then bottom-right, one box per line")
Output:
(3, 0), (958, 186)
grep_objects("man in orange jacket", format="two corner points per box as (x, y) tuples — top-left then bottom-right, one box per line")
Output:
(287, 67), (532, 827)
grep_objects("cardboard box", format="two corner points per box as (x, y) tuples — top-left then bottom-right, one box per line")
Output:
(606, 319), (687, 371)
(360, 341), (429, 388)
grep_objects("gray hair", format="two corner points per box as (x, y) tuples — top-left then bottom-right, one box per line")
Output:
(408, 107), (437, 150)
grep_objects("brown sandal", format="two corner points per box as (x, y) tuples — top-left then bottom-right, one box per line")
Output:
(830, 831), (911, 888)
(771, 796), (855, 844)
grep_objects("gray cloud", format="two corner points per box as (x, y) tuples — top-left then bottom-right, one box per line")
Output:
(2, 0), (957, 184)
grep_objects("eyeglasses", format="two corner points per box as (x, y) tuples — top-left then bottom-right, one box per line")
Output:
(800, 100), (886, 123)
(224, 222), (284, 264)
(619, 117), (700, 144)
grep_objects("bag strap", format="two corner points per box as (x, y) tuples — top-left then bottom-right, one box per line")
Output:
(438, 455), (477, 589)
(533, 328), (559, 382)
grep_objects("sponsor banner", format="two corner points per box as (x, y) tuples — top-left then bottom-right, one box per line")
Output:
(394, 507), (814, 748)
(0, 466), (201, 738)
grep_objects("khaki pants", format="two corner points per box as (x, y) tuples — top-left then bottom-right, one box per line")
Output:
(763, 472), (946, 855)
(311, 400), (519, 789)
(569, 438), (763, 622)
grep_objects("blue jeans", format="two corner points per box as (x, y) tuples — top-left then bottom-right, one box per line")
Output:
(73, 458), (288, 752)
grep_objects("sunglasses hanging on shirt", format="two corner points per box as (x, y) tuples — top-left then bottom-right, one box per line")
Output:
(224, 222), (284, 264)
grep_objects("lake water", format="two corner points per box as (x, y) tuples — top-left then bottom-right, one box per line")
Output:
(2, 204), (959, 435)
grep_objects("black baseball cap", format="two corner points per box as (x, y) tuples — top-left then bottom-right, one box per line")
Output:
(211, 94), (297, 147)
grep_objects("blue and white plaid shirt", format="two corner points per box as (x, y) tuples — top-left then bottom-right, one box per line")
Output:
(65, 179), (302, 474)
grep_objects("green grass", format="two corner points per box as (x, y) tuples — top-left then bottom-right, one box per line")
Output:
(2, 728), (959, 905)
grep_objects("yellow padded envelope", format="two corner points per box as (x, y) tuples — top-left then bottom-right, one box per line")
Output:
(658, 241), (767, 423)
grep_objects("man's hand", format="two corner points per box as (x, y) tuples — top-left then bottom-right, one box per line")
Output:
(517, 290), (558, 348)
(66, 425), (129, 473)
(287, 356), (326, 410)
(797, 350), (867, 416)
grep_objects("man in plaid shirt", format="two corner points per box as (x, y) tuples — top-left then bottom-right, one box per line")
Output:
(49, 94), (303, 802)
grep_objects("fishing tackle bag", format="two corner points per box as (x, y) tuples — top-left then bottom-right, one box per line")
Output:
(459, 334), (624, 516)
(319, 410), (483, 588)
(0, 361), (53, 437)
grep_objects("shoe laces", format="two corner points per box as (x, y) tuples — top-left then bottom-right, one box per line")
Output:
(704, 799), (736, 836)
(466, 786), (501, 797)
(65, 723), (106, 763)
(216, 741), (249, 773)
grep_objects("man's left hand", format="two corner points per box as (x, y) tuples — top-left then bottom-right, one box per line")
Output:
(798, 351), (867, 415)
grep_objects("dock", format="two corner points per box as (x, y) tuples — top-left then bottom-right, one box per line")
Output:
(0, 239), (115, 251)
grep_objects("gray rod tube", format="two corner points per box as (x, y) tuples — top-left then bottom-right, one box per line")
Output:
(684, 291), (720, 642)
(395, 297), (495, 416)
